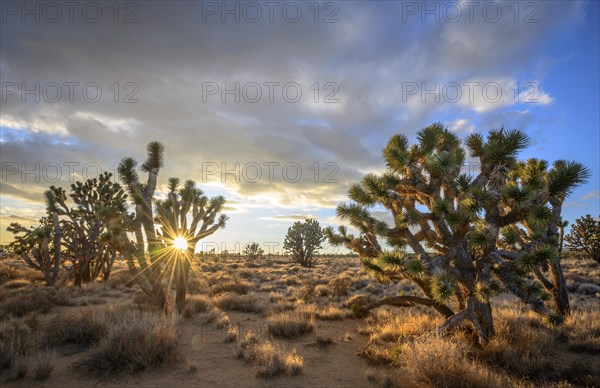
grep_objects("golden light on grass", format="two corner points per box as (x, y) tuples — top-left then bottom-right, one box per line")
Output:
(173, 236), (189, 251)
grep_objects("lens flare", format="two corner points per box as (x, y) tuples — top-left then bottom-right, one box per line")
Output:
(173, 236), (188, 251)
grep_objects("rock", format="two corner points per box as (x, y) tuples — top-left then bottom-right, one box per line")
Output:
(577, 283), (600, 295)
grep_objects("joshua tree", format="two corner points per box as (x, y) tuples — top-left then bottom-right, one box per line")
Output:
(565, 214), (600, 263)
(155, 177), (227, 313)
(283, 218), (325, 267)
(117, 141), (168, 308)
(46, 172), (128, 285)
(243, 242), (264, 260)
(325, 124), (589, 344)
(7, 208), (61, 286)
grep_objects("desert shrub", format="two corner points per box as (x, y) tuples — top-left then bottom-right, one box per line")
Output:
(184, 294), (212, 318)
(235, 333), (303, 378)
(223, 325), (239, 343)
(206, 308), (230, 328)
(327, 277), (352, 296)
(559, 308), (600, 353)
(318, 305), (346, 320)
(0, 286), (56, 318)
(45, 309), (110, 347)
(477, 306), (555, 378)
(398, 334), (512, 387)
(9, 356), (28, 379)
(314, 284), (331, 297)
(75, 310), (178, 378)
(0, 324), (31, 371)
(3, 279), (31, 289)
(33, 349), (55, 381)
(212, 293), (264, 313)
(266, 311), (315, 339)
(365, 310), (442, 343)
(211, 280), (252, 295)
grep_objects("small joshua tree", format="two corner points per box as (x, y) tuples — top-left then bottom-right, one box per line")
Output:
(325, 124), (589, 344)
(7, 208), (61, 286)
(243, 242), (264, 260)
(155, 177), (227, 313)
(283, 219), (325, 267)
(565, 214), (600, 263)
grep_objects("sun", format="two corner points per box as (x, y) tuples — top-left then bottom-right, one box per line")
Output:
(173, 236), (188, 251)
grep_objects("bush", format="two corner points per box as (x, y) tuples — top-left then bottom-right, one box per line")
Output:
(235, 332), (303, 378)
(212, 293), (264, 313)
(184, 295), (212, 318)
(266, 311), (314, 339)
(75, 310), (178, 378)
(398, 334), (511, 387)
(45, 309), (110, 347)
(327, 277), (352, 296)
(33, 350), (55, 381)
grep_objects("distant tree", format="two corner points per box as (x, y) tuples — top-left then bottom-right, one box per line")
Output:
(243, 242), (264, 260)
(565, 214), (600, 263)
(283, 219), (325, 267)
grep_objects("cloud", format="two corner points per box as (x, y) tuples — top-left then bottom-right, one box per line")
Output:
(264, 214), (318, 222)
(0, 0), (589, 243)
(582, 191), (600, 200)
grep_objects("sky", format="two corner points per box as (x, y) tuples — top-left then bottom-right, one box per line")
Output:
(0, 0), (598, 254)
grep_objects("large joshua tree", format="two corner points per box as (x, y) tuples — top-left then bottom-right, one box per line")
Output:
(155, 177), (227, 313)
(117, 143), (228, 312)
(117, 142), (168, 307)
(325, 124), (589, 344)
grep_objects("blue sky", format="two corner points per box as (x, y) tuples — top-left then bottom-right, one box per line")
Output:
(0, 1), (598, 252)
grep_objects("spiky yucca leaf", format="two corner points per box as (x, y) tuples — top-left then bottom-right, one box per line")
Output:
(348, 184), (375, 206)
(546, 160), (590, 200)
(405, 259), (427, 278)
(141, 141), (165, 172)
(527, 205), (553, 230)
(430, 272), (456, 304)
(475, 280), (501, 303)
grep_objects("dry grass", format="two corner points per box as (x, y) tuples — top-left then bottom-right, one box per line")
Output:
(45, 308), (112, 347)
(0, 286), (57, 319)
(266, 311), (315, 339)
(33, 349), (55, 381)
(559, 308), (600, 353)
(318, 305), (346, 320)
(184, 294), (212, 317)
(328, 277), (352, 296)
(75, 310), (178, 379)
(396, 334), (516, 388)
(478, 305), (555, 378)
(235, 331), (304, 378)
(364, 309), (442, 343)
(212, 292), (265, 313)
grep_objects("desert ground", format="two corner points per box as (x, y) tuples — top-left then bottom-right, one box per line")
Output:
(1, 253), (599, 388)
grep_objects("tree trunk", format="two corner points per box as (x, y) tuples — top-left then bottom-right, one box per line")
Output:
(548, 259), (570, 316)
(175, 259), (190, 314)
